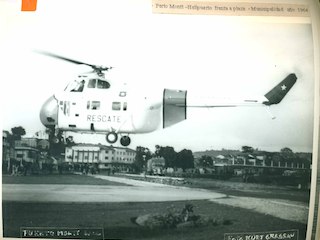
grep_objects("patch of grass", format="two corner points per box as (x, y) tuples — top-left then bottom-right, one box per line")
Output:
(2, 200), (307, 240)
(222, 219), (233, 225)
(2, 174), (129, 186)
(121, 174), (310, 203)
(4, 173), (309, 203)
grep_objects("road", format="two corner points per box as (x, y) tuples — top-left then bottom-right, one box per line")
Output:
(2, 174), (309, 223)
(2, 175), (225, 203)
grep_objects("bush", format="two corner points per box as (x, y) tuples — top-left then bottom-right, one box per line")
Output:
(133, 204), (227, 229)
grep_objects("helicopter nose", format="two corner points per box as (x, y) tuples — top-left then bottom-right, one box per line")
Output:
(40, 95), (58, 127)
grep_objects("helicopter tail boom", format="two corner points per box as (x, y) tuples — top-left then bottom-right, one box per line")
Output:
(162, 73), (297, 128)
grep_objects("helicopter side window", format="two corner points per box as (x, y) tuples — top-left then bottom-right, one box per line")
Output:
(97, 80), (110, 89)
(88, 79), (96, 88)
(112, 102), (121, 111)
(87, 101), (100, 110)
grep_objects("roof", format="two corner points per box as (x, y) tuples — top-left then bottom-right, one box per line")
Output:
(15, 146), (39, 151)
(70, 143), (135, 152)
(214, 163), (228, 167)
(148, 157), (165, 162)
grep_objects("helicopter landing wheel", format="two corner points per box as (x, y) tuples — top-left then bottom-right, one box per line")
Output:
(106, 132), (118, 144)
(120, 136), (131, 147)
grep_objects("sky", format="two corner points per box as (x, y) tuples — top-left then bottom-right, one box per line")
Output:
(0, 0), (315, 153)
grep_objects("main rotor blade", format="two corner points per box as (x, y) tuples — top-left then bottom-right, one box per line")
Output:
(34, 50), (95, 67)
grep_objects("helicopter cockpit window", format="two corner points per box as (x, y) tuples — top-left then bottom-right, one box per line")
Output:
(97, 80), (110, 89)
(87, 79), (110, 89)
(65, 80), (85, 92)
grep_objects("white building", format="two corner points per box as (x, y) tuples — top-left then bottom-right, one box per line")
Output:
(65, 144), (136, 171)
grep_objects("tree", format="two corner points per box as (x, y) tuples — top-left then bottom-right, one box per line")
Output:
(281, 147), (293, 154)
(154, 145), (161, 157)
(176, 149), (194, 170)
(11, 126), (26, 140)
(280, 147), (294, 155)
(198, 155), (213, 168)
(157, 146), (177, 168)
(280, 147), (295, 162)
(134, 146), (152, 172)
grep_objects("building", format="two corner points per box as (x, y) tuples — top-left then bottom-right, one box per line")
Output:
(2, 132), (52, 174)
(65, 144), (136, 172)
(2, 131), (10, 161)
(15, 137), (38, 148)
(2, 131), (13, 173)
(14, 146), (40, 164)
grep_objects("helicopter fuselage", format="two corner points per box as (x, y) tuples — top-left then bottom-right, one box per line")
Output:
(40, 75), (168, 146)
(55, 89), (162, 134)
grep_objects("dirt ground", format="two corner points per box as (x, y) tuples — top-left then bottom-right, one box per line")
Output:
(2, 173), (310, 239)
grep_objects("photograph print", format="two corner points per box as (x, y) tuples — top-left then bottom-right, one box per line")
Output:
(0, 0), (316, 239)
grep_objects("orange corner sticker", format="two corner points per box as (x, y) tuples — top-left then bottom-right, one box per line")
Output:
(21, 0), (37, 11)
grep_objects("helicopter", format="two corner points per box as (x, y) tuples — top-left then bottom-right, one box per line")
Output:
(39, 51), (297, 147)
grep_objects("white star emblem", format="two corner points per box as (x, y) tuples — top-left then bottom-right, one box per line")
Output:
(281, 84), (287, 91)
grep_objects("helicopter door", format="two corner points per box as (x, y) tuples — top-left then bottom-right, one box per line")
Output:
(57, 100), (71, 129)
(57, 98), (87, 130)
(163, 89), (187, 128)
